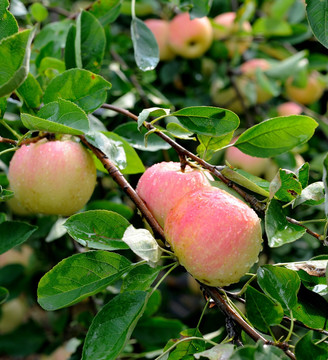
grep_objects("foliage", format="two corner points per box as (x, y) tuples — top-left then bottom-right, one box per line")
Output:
(0, 0), (327, 359)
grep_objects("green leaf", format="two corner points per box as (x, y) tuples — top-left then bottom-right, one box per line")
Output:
(257, 265), (301, 311)
(102, 132), (145, 174)
(269, 169), (302, 202)
(64, 210), (130, 251)
(194, 344), (235, 360)
(323, 153), (328, 216)
(293, 181), (325, 207)
(16, 73), (43, 108)
(253, 17), (292, 36)
(230, 341), (290, 360)
(221, 167), (270, 197)
(0, 1), (18, 41)
(65, 25), (77, 70)
(0, 187), (14, 201)
(85, 130), (127, 169)
(0, 287), (9, 304)
(21, 99), (90, 135)
(114, 122), (171, 151)
(131, 17), (159, 71)
(39, 57), (66, 75)
(37, 251), (132, 311)
(265, 199), (306, 248)
(0, 221), (37, 254)
(0, 97), (6, 119)
(167, 328), (206, 359)
(0, 29), (34, 97)
(197, 132), (234, 160)
(122, 225), (162, 264)
(172, 106), (240, 137)
(90, 0), (122, 26)
(166, 122), (195, 140)
(43, 69), (112, 113)
(189, 0), (212, 18)
(82, 291), (148, 360)
(75, 11), (106, 73)
(295, 331), (328, 360)
(306, 0), (328, 49)
(234, 115), (318, 157)
(86, 200), (134, 220)
(138, 107), (170, 130)
(297, 269), (327, 296)
(30, 3), (48, 22)
(122, 263), (162, 292)
(296, 162), (309, 189)
(245, 286), (284, 333)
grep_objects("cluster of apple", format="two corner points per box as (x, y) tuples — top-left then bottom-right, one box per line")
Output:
(8, 138), (97, 216)
(136, 161), (262, 287)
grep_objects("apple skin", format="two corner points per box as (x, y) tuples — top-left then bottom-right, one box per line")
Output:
(225, 138), (270, 176)
(285, 71), (325, 105)
(168, 13), (213, 59)
(164, 187), (262, 287)
(277, 102), (303, 116)
(144, 19), (175, 61)
(136, 161), (211, 227)
(213, 12), (252, 57)
(8, 139), (97, 216)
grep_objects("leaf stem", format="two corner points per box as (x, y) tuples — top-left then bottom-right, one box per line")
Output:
(196, 298), (210, 330)
(0, 120), (21, 140)
(150, 262), (179, 296)
(285, 310), (294, 343)
(131, 0), (136, 18)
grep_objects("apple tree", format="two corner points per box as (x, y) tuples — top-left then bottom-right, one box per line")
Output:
(0, 0), (327, 359)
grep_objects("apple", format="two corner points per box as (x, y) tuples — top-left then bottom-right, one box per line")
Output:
(136, 161), (211, 227)
(277, 102), (303, 116)
(285, 71), (325, 105)
(168, 13), (213, 59)
(225, 137), (270, 176)
(8, 139), (97, 216)
(213, 12), (252, 57)
(210, 81), (244, 114)
(164, 187), (262, 287)
(0, 297), (28, 333)
(144, 19), (175, 61)
(0, 244), (33, 267)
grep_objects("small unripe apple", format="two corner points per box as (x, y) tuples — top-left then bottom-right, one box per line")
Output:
(285, 71), (325, 105)
(277, 102), (303, 116)
(0, 297), (28, 333)
(210, 81), (244, 114)
(168, 13), (213, 59)
(164, 187), (262, 287)
(213, 12), (252, 57)
(8, 139), (97, 216)
(225, 138), (270, 176)
(136, 162), (211, 227)
(144, 19), (175, 61)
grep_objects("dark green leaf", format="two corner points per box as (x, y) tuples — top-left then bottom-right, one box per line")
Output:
(0, 1), (18, 41)
(265, 199), (306, 248)
(296, 162), (309, 189)
(0, 287), (9, 304)
(37, 251), (132, 310)
(90, 0), (122, 26)
(295, 331), (328, 360)
(245, 286), (284, 333)
(197, 132), (233, 160)
(131, 17), (159, 71)
(17, 73), (43, 108)
(172, 106), (239, 137)
(75, 11), (106, 73)
(43, 69), (111, 113)
(0, 29), (34, 97)
(269, 169), (302, 202)
(0, 221), (37, 254)
(0, 187), (14, 201)
(85, 130), (127, 169)
(65, 24), (77, 70)
(166, 122), (195, 140)
(230, 341), (290, 360)
(122, 263), (162, 292)
(138, 107), (170, 130)
(293, 181), (325, 207)
(167, 328), (206, 360)
(257, 265), (301, 311)
(297, 269), (327, 296)
(323, 153), (328, 216)
(21, 99), (90, 135)
(306, 0), (328, 49)
(39, 57), (66, 75)
(82, 291), (148, 360)
(64, 210), (130, 251)
(114, 122), (171, 151)
(0, 97), (6, 119)
(86, 200), (134, 220)
(234, 115), (318, 157)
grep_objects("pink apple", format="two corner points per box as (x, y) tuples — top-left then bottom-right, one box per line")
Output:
(144, 19), (175, 61)
(164, 187), (262, 286)
(285, 71), (325, 105)
(277, 102), (303, 116)
(213, 12), (252, 57)
(136, 161), (211, 227)
(8, 139), (97, 216)
(225, 137), (270, 176)
(168, 13), (213, 59)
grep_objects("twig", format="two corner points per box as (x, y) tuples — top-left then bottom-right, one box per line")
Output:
(286, 216), (321, 240)
(283, 316), (328, 337)
(0, 137), (17, 145)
